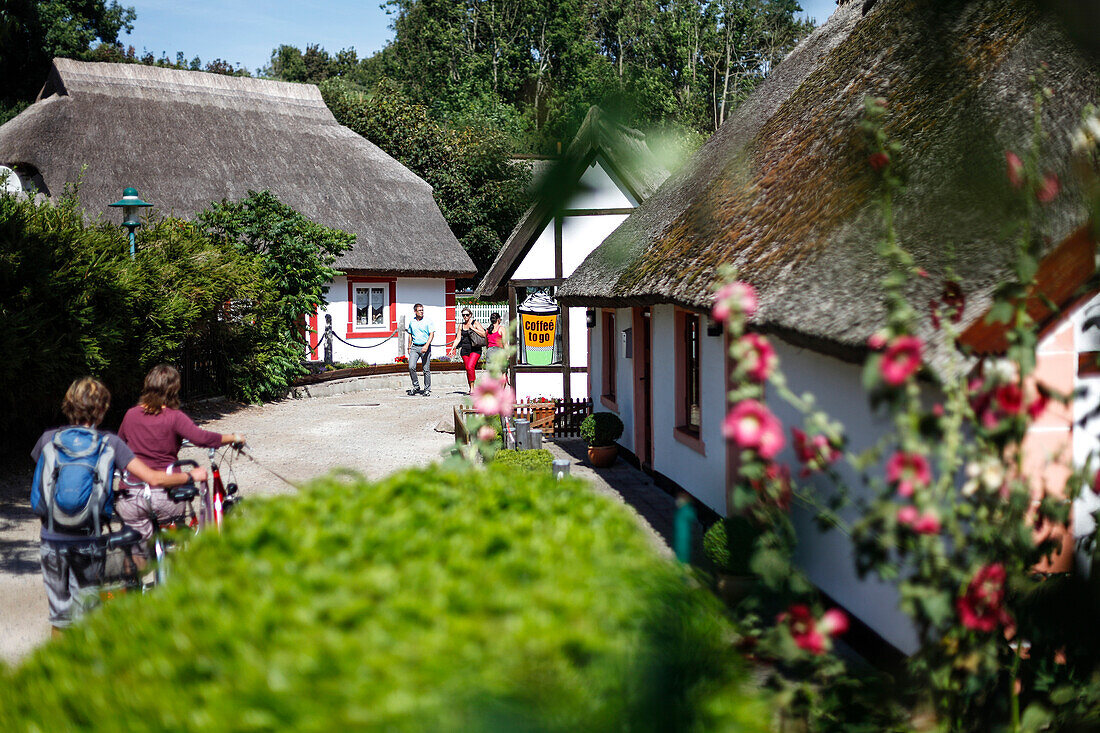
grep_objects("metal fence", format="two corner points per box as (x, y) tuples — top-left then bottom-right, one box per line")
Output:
(178, 341), (228, 402)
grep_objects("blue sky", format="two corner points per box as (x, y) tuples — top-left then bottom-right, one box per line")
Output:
(126, 0), (839, 75)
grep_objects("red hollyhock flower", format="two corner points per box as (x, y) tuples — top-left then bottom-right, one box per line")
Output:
(1005, 150), (1024, 189)
(1036, 172), (1060, 204)
(791, 427), (841, 477)
(779, 604), (826, 654)
(723, 400), (785, 460)
(1027, 391), (1049, 421)
(886, 451), (932, 497)
(740, 333), (777, 383)
(868, 152), (890, 171)
(957, 563), (1012, 632)
(912, 511), (941, 535)
(897, 505), (918, 526)
(712, 281), (758, 323)
(994, 383), (1025, 415)
(880, 335), (923, 386)
(867, 332), (888, 350)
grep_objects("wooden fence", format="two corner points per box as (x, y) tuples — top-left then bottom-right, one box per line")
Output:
(512, 397), (592, 438)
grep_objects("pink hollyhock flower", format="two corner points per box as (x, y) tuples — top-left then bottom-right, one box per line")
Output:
(1005, 151), (1024, 189)
(880, 335), (923, 386)
(752, 462), (793, 511)
(792, 427), (840, 477)
(712, 281), (758, 323)
(723, 400), (785, 460)
(477, 425), (498, 442)
(868, 152), (890, 172)
(957, 564), (1012, 632)
(994, 383), (1024, 415)
(779, 604), (827, 655)
(912, 511), (941, 535)
(897, 505), (918, 526)
(886, 451), (931, 498)
(740, 333), (777, 382)
(916, 268), (929, 279)
(819, 609), (849, 637)
(472, 376), (515, 418)
(867, 332), (888, 350)
(1036, 172), (1060, 204)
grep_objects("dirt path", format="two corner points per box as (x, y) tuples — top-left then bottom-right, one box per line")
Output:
(0, 374), (467, 665)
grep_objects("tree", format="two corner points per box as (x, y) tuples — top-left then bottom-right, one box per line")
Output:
(320, 78), (529, 280)
(0, 0), (136, 108)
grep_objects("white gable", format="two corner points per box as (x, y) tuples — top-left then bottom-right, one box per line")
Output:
(566, 158), (637, 209)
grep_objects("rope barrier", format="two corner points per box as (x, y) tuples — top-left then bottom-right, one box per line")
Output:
(325, 327), (400, 350)
(237, 447), (303, 491)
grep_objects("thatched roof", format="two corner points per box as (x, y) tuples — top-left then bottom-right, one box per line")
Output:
(474, 106), (669, 299)
(0, 59), (475, 277)
(557, 0), (1099, 369)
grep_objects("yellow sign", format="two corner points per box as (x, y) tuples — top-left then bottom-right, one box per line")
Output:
(522, 312), (557, 365)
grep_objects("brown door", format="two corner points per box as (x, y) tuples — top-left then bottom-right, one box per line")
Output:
(633, 307), (653, 468)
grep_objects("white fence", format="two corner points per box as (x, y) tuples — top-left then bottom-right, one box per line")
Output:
(460, 302), (509, 330)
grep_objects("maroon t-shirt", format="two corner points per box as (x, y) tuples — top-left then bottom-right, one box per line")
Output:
(117, 406), (222, 471)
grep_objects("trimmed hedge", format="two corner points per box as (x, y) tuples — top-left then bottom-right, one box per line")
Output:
(491, 448), (553, 473)
(580, 411), (625, 447)
(0, 465), (767, 731)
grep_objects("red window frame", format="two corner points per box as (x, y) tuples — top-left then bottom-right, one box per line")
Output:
(674, 309), (705, 454)
(600, 310), (618, 410)
(346, 277), (398, 338)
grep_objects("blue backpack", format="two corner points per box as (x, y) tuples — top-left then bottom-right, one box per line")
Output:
(31, 427), (116, 535)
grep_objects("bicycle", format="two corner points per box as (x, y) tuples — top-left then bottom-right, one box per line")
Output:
(106, 444), (244, 589)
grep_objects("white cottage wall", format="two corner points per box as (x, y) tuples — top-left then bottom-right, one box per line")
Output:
(561, 215), (629, 276)
(568, 160), (637, 209)
(310, 276), (448, 364)
(511, 225), (556, 281)
(767, 339), (920, 654)
(647, 306), (728, 511)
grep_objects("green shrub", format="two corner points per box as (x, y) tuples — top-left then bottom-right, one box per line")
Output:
(703, 516), (761, 576)
(0, 465), (767, 731)
(491, 448), (553, 473)
(579, 411), (625, 447)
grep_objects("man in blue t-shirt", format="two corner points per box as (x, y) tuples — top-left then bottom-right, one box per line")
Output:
(406, 303), (436, 396)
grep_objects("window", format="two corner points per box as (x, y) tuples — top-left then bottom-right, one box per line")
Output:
(601, 310), (617, 408)
(674, 309), (704, 454)
(353, 284), (387, 330)
(682, 312), (701, 433)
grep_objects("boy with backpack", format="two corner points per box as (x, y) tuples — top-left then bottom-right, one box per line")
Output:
(30, 377), (206, 634)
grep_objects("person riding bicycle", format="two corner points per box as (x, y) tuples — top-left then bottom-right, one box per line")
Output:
(31, 377), (207, 635)
(115, 365), (244, 548)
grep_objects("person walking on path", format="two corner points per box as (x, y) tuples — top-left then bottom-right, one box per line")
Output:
(485, 313), (505, 367)
(31, 377), (207, 636)
(406, 303), (435, 396)
(447, 307), (487, 394)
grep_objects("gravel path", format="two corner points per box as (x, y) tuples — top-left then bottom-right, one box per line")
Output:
(0, 373), (468, 665)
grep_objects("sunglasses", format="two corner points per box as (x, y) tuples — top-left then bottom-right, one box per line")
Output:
(462, 312), (471, 317)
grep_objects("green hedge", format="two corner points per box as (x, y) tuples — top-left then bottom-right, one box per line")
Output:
(491, 448), (553, 472)
(0, 465), (767, 731)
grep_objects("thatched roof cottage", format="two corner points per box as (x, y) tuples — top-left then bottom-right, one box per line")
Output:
(0, 58), (476, 362)
(557, 0), (1099, 653)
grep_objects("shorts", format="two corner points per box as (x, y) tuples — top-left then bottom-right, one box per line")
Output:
(40, 539), (104, 627)
(115, 488), (187, 548)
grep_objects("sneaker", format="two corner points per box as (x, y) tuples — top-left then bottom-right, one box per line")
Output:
(407, 388), (422, 396)
(421, 389), (431, 397)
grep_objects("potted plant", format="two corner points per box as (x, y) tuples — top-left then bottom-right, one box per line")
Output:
(579, 412), (624, 467)
(702, 516), (760, 607)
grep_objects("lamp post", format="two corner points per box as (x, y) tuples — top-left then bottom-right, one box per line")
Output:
(108, 187), (153, 258)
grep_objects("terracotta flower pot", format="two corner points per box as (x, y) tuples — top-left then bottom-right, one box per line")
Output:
(587, 444), (618, 468)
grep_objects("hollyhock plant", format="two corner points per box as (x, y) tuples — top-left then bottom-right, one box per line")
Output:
(792, 427), (840, 476)
(880, 335), (923, 386)
(994, 383), (1025, 415)
(868, 151), (890, 171)
(713, 281), (758, 323)
(957, 564), (1012, 632)
(740, 333), (777, 382)
(472, 376), (514, 418)
(754, 462), (793, 510)
(724, 400), (785, 460)
(477, 425), (498, 442)
(867, 331), (888, 350)
(886, 451), (932, 497)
